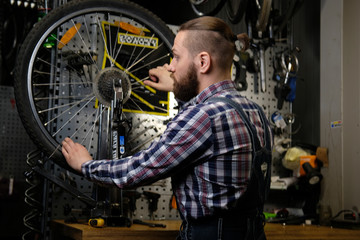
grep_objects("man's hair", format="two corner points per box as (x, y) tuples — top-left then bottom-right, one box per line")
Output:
(179, 16), (236, 71)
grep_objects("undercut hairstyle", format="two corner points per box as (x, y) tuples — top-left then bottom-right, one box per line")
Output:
(179, 16), (236, 71)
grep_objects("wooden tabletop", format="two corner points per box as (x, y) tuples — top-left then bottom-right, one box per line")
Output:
(51, 219), (360, 240)
(50, 219), (181, 240)
(264, 223), (360, 240)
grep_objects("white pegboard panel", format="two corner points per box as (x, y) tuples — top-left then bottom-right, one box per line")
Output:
(239, 44), (292, 178)
(51, 163), (94, 219)
(49, 24), (292, 221)
(134, 179), (180, 220)
(233, 44), (290, 118)
(0, 86), (37, 180)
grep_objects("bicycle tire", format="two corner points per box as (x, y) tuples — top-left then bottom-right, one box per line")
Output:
(272, 0), (304, 35)
(225, 0), (248, 24)
(14, 0), (175, 170)
(245, 0), (272, 39)
(190, 0), (227, 17)
(256, 0), (272, 33)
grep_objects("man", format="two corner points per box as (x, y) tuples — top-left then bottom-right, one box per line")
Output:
(62, 16), (272, 240)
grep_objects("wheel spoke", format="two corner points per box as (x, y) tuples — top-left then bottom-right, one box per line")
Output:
(71, 19), (100, 72)
(130, 96), (168, 113)
(131, 76), (149, 85)
(126, 41), (162, 72)
(44, 95), (95, 126)
(33, 82), (93, 87)
(96, 13), (113, 67)
(51, 96), (95, 137)
(34, 94), (94, 101)
(48, 25), (99, 71)
(125, 21), (145, 69)
(111, 15), (124, 64)
(129, 53), (170, 73)
(15, 0), (175, 165)
(49, 106), (103, 159)
(83, 107), (106, 151)
(38, 97), (93, 114)
(130, 133), (162, 154)
(34, 57), (87, 81)
(127, 32), (154, 69)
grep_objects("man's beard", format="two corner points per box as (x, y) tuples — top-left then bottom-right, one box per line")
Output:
(172, 63), (199, 102)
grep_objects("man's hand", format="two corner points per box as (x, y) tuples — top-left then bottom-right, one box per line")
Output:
(145, 64), (174, 92)
(62, 137), (93, 172)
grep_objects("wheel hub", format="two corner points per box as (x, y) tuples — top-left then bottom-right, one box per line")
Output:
(93, 67), (132, 107)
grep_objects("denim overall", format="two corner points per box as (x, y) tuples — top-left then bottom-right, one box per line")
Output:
(179, 97), (272, 240)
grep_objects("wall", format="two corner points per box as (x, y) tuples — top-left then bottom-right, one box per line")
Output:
(320, 0), (344, 214)
(343, 0), (360, 211)
(320, 0), (360, 215)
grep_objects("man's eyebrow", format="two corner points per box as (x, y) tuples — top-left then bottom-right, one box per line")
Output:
(172, 45), (180, 53)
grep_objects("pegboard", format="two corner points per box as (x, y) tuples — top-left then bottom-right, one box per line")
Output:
(135, 179), (180, 220)
(0, 26), (292, 223)
(0, 86), (36, 180)
(48, 24), (292, 221)
(240, 46), (290, 117)
(240, 44), (293, 178)
(47, 14), (177, 220)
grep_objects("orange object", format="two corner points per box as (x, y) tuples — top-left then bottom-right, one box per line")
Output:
(170, 194), (177, 210)
(58, 23), (82, 49)
(300, 155), (317, 176)
(115, 21), (145, 36)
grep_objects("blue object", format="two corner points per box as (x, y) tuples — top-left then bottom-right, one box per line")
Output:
(286, 76), (297, 102)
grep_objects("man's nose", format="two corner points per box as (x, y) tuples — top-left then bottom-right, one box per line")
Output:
(166, 62), (175, 72)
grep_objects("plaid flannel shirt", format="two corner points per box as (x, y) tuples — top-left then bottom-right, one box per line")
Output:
(82, 80), (272, 219)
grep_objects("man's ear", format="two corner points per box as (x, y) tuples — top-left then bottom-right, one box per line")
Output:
(197, 52), (211, 74)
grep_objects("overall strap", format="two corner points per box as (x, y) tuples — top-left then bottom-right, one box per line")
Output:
(208, 97), (272, 209)
(208, 97), (266, 151)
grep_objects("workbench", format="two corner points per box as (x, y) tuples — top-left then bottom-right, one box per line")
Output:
(51, 219), (360, 240)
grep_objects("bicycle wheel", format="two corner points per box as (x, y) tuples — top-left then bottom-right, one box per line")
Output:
(190, 0), (227, 17)
(14, 0), (175, 170)
(256, 0), (272, 33)
(272, 0), (304, 36)
(225, 0), (248, 24)
(245, 0), (272, 39)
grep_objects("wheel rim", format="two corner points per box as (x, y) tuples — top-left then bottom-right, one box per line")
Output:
(23, 3), (175, 165)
